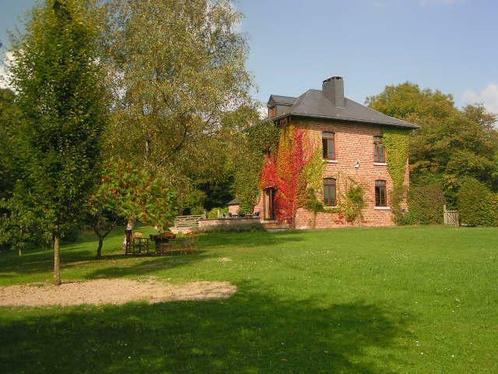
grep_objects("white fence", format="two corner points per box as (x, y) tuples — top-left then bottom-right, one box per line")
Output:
(443, 205), (459, 226)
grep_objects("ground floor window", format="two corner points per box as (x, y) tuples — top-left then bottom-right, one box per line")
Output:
(375, 180), (387, 207)
(323, 178), (337, 206)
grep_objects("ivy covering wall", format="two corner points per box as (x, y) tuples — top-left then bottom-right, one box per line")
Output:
(256, 124), (410, 226)
(383, 128), (410, 220)
(260, 125), (313, 224)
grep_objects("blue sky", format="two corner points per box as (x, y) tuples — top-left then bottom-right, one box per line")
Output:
(1, 0), (498, 113)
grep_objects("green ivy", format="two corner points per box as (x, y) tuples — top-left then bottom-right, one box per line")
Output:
(234, 120), (280, 212)
(383, 128), (410, 221)
(342, 183), (366, 223)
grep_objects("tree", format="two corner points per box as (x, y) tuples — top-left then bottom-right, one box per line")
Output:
(0, 89), (23, 252)
(367, 83), (498, 205)
(10, 0), (107, 284)
(0, 89), (22, 201)
(87, 159), (179, 257)
(103, 0), (252, 191)
(233, 118), (280, 213)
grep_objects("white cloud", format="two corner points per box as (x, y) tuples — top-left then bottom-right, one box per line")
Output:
(462, 83), (498, 114)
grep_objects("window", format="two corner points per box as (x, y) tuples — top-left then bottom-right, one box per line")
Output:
(375, 180), (387, 207)
(322, 132), (335, 160)
(374, 136), (385, 163)
(323, 178), (337, 206)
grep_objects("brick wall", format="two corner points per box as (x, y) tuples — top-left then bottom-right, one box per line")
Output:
(255, 118), (410, 229)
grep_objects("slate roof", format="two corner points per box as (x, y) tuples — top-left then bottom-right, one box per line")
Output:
(268, 89), (418, 129)
(268, 95), (296, 107)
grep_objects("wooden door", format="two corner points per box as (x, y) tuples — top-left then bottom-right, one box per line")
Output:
(264, 188), (276, 220)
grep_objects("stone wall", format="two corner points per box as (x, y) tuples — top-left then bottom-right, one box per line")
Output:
(198, 217), (261, 230)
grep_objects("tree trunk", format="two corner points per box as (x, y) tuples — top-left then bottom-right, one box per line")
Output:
(96, 236), (104, 258)
(53, 233), (61, 286)
(123, 217), (135, 249)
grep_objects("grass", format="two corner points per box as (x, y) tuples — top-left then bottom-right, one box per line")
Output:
(0, 225), (497, 373)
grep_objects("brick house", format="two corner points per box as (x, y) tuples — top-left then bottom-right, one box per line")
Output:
(254, 76), (418, 228)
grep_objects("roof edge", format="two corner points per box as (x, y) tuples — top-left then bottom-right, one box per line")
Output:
(271, 112), (419, 129)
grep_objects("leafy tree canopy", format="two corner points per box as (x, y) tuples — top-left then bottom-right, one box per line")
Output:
(9, 0), (108, 283)
(367, 82), (498, 204)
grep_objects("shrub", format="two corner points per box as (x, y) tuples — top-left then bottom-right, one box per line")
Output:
(405, 183), (445, 224)
(190, 206), (206, 216)
(457, 177), (497, 226)
(342, 184), (365, 223)
(207, 207), (228, 219)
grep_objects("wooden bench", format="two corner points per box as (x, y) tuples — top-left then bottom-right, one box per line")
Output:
(156, 235), (197, 255)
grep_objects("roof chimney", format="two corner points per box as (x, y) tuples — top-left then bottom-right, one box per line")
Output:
(322, 76), (344, 108)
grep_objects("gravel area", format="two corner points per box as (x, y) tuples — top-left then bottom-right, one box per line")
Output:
(0, 279), (237, 307)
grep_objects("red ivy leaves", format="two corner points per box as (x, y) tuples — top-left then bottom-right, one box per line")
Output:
(260, 154), (278, 189)
(260, 127), (313, 225)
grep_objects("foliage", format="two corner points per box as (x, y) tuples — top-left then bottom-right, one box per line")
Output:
(261, 125), (314, 225)
(301, 148), (326, 221)
(260, 127), (368, 226)
(104, 0), (253, 185)
(181, 190), (207, 215)
(9, 0), (108, 283)
(457, 177), (497, 227)
(0, 191), (51, 254)
(0, 89), (26, 251)
(383, 128), (410, 221)
(341, 183), (366, 224)
(207, 207), (229, 219)
(0, 89), (23, 202)
(90, 160), (179, 234)
(198, 177), (235, 211)
(234, 119), (280, 213)
(400, 183), (445, 225)
(367, 83), (498, 205)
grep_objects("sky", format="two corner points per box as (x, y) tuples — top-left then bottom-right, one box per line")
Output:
(1, 0), (498, 114)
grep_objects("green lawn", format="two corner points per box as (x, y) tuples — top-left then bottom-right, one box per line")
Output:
(0, 226), (497, 373)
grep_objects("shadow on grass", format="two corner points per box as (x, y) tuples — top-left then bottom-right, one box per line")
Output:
(0, 230), (304, 278)
(0, 284), (410, 373)
(0, 229), (125, 275)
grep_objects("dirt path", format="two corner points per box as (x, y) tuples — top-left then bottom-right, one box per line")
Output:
(0, 279), (237, 307)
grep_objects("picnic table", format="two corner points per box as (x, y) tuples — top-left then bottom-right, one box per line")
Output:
(150, 233), (196, 255)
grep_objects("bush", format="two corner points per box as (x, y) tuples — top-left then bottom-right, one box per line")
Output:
(207, 207), (228, 219)
(457, 177), (497, 226)
(405, 183), (445, 224)
(190, 206), (206, 216)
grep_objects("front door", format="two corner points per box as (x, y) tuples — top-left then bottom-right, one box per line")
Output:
(264, 188), (276, 220)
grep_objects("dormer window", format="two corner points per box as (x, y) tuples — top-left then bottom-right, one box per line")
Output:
(374, 136), (385, 163)
(322, 131), (335, 160)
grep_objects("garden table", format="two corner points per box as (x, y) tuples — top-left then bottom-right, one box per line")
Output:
(132, 237), (150, 255)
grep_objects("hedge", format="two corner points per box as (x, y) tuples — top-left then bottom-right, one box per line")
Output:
(457, 177), (498, 227)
